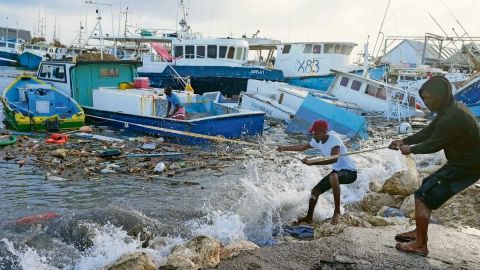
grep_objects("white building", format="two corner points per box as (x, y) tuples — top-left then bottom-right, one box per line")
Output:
(381, 39), (456, 67)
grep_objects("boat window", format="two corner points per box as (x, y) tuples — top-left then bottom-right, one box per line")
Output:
(33, 46), (40, 50)
(218, 46), (227, 58)
(282, 44), (291, 54)
(365, 84), (377, 96)
(339, 76), (349, 87)
(7, 43), (15, 48)
(39, 65), (51, 78)
(207, 45), (217, 58)
(376, 87), (387, 100)
(340, 45), (352, 55)
(313, 45), (322, 54)
(227, 46), (235, 59)
(100, 68), (119, 77)
(351, 80), (362, 91)
(243, 48), (248, 60)
(185, 45), (194, 59)
(197, 46), (205, 58)
(303, 44), (312, 53)
(26, 45), (32, 49)
(408, 96), (416, 108)
(0, 42), (5, 47)
(345, 45), (354, 55)
(174, 46), (184, 58)
(235, 47), (243, 60)
(334, 45), (342, 54)
(52, 65), (66, 80)
(43, 47), (48, 51)
(324, 44), (334, 54)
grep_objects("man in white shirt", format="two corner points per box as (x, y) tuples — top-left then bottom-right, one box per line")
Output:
(277, 120), (357, 224)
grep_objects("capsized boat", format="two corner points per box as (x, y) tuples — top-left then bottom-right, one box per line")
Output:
(1, 75), (85, 131)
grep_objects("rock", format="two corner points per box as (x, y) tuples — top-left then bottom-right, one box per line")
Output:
(106, 252), (156, 270)
(399, 194), (416, 218)
(361, 192), (404, 214)
(51, 149), (67, 159)
(166, 235), (222, 269)
(367, 216), (409, 227)
(314, 222), (347, 238)
(149, 236), (169, 250)
(220, 240), (259, 260)
(380, 171), (418, 196)
(381, 155), (419, 197)
(165, 253), (197, 270)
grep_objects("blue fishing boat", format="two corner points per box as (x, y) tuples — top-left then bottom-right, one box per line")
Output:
(0, 38), (23, 66)
(36, 59), (265, 144)
(454, 76), (480, 117)
(1, 75), (85, 131)
(18, 51), (44, 70)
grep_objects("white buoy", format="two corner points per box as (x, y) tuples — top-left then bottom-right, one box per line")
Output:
(398, 122), (412, 134)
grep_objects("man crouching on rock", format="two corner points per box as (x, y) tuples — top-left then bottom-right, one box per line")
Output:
(389, 76), (480, 256)
(277, 120), (357, 225)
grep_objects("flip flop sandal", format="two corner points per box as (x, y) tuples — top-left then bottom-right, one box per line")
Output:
(395, 235), (415, 242)
(395, 243), (429, 257)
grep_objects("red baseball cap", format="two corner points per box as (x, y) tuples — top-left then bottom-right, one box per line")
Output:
(309, 120), (329, 134)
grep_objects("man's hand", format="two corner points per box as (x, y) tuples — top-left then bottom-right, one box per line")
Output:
(388, 139), (404, 150)
(276, 146), (284, 152)
(400, 145), (411, 155)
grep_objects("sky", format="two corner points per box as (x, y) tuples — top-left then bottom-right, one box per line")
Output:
(0, 0), (479, 56)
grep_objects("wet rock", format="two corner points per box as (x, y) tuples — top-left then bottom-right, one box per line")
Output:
(100, 168), (116, 174)
(51, 149), (67, 159)
(106, 252), (156, 270)
(314, 223), (347, 238)
(367, 216), (409, 226)
(361, 192), (404, 214)
(154, 162), (166, 173)
(166, 235), (223, 269)
(380, 171), (418, 196)
(220, 240), (259, 260)
(164, 253), (197, 270)
(399, 194), (416, 218)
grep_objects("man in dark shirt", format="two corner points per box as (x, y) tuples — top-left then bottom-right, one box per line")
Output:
(389, 76), (480, 256)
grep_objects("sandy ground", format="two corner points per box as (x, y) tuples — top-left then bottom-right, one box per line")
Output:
(214, 224), (480, 270)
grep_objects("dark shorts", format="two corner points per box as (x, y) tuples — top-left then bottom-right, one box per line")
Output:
(414, 165), (480, 210)
(311, 169), (357, 196)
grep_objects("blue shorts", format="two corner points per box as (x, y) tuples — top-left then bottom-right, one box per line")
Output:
(311, 169), (357, 196)
(414, 165), (480, 210)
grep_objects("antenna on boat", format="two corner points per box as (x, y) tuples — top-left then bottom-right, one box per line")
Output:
(372, 0), (391, 59)
(85, 0), (114, 60)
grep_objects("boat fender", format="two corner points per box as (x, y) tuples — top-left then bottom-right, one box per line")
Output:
(398, 122), (412, 134)
(46, 133), (69, 144)
(15, 212), (61, 225)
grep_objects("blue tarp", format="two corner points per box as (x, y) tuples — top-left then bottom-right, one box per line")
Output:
(286, 94), (368, 139)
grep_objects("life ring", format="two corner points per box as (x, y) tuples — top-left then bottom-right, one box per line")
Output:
(46, 133), (69, 144)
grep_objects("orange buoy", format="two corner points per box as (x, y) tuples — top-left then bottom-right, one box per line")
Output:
(15, 212), (61, 225)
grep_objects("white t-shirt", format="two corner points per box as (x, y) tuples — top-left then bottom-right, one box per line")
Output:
(309, 132), (356, 171)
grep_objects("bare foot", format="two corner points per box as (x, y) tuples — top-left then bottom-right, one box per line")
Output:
(395, 241), (429, 256)
(395, 229), (416, 242)
(330, 213), (340, 225)
(296, 216), (312, 224)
